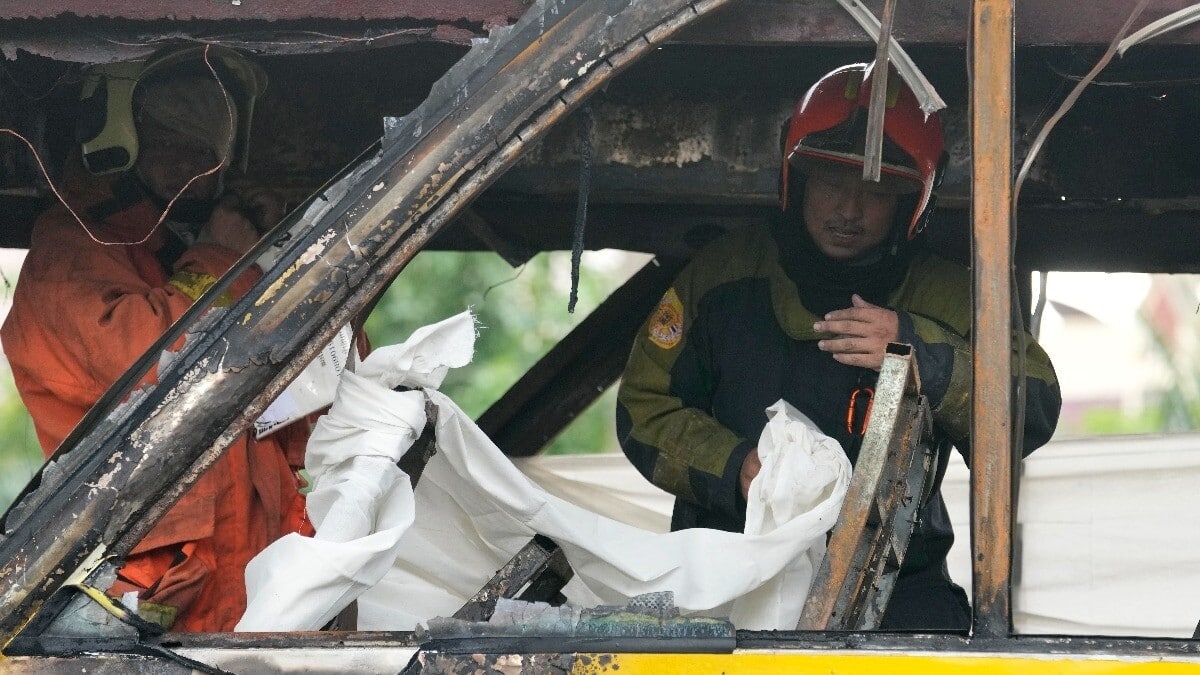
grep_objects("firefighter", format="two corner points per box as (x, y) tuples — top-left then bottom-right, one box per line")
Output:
(1, 46), (311, 631)
(616, 63), (1062, 629)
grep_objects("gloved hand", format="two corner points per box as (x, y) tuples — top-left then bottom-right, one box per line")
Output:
(236, 187), (285, 235)
(196, 195), (261, 254)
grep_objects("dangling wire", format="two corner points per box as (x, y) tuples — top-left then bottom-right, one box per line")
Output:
(71, 581), (235, 674)
(567, 102), (593, 314)
(1030, 270), (1049, 339)
(1004, 0), (1151, 532)
(480, 261), (528, 304)
(1010, 0), (1151, 455)
(0, 44), (234, 248)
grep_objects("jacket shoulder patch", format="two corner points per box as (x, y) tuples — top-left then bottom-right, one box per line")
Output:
(648, 288), (684, 349)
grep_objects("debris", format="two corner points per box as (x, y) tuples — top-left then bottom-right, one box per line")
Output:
(419, 592), (734, 641)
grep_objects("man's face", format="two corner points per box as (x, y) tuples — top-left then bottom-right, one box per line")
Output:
(801, 165), (900, 261)
(134, 118), (224, 203)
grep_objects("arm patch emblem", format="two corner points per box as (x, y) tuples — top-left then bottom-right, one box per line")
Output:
(648, 288), (684, 349)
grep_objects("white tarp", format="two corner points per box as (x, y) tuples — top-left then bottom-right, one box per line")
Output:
(943, 433), (1200, 638)
(523, 436), (1200, 638)
(238, 312), (850, 632)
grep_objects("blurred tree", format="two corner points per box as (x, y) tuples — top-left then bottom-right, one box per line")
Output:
(363, 249), (638, 455)
(0, 365), (41, 513)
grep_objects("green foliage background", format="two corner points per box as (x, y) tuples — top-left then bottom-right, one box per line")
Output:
(0, 250), (635, 513)
(0, 371), (40, 514)
(363, 250), (635, 455)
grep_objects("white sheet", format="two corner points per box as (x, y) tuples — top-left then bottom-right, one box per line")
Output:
(239, 312), (850, 632)
(517, 434), (1200, 639)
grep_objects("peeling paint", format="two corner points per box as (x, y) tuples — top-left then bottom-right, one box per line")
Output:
(255, 230), (336, 308)
(419, 652), (577, 674)
(573, 653), (622, 675)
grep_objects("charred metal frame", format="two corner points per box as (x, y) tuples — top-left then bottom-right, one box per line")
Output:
(11, 0), (1200, 43)
(0, 0), (738, 648)
(2, 0), (528, 22)
(797, 344), (937, 631)
(6, 632), (1200, 673)
(970, 0), (1015, 639)
(2, 0), (1199, 668)
(397, 401), (440, 489)
(452, 535), (573, 624)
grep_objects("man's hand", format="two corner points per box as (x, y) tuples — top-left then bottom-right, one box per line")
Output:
(813, 294), (899, 371)
(740, 447), (761, 500)
(197, 196), (260, 255)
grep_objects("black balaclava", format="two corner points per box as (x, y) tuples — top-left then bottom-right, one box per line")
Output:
(89, 169), (218, 232)
(135, 173), (218, 227)
(772, 170), (918, 317)
(102, 170), (218, 228)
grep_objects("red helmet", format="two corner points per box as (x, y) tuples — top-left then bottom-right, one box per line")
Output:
(781, 62), (944, 238)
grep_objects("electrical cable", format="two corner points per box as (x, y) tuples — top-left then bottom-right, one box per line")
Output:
(0, 44), (233, 249)
(1030, 271), (1049, 340)
(91, 28), (435, 51)
(1004, 0), (1150, 598)
(134, 643), (236, 675)
(1011, 0), (1151, 460)
(0, 59), (78, 102)
(71, 581), (235, 675)
(1045, 59), (1200, 87)
(480, 262), (528, 304)
(70, 582), (165, 638)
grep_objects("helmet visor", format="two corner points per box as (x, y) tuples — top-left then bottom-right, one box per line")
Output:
(135, 75), (237, 165)
(788, 150), (922, 195)
(787, 111), (923, 195)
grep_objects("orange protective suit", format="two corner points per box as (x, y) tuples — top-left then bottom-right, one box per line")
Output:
(1, 175), (313, 632)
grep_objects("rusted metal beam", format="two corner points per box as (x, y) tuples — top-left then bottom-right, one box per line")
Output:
(454, 209), (536, 268)
(969, 0), (1015, 639)
(452, 535), (573, 623)
(0, 25), (484, 65)
(0, 0), (527, 22)
(677, 0), (1200, 46)
(10, 633), (1200, 672)
(862, 0), (897, 183)
(477, 257), (684, 457)
(797, 344), (937, 631)
(463, 202), (1200, 274)
(397, 401), (439, 489)
(0, 0), (737, 647)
